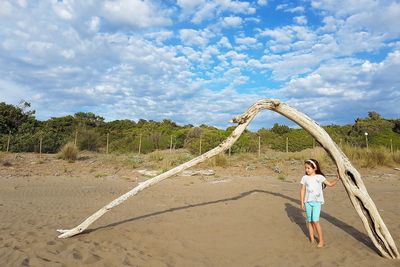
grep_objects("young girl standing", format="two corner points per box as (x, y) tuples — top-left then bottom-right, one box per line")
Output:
(300, 159), (339, 247)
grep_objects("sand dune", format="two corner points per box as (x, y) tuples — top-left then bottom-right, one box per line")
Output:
(1, 153), (399, 266)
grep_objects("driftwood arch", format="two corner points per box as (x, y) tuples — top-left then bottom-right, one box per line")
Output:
(57, 99), (399, 259)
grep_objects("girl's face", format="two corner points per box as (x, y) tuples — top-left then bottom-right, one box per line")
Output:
(305, 163), (316, 175)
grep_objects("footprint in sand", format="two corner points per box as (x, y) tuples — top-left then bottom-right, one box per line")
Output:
(21, 257), (30, 266)
(72, 250), (82, 260)
(83, 253), (102, 264)
(46, 241), (56, 246)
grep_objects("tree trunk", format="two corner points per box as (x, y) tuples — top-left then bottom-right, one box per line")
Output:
(57, 99), (399, 259)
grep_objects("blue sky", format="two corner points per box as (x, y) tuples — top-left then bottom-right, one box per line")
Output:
(0, 0), (399, 129)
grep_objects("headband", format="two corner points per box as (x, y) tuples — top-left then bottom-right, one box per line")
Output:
(305, 159), (317, 169)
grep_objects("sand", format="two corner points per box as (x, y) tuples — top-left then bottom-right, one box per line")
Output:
(1, 152), (399, 266)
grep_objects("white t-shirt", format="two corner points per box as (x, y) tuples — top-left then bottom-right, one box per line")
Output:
(300, 174), (326, 203)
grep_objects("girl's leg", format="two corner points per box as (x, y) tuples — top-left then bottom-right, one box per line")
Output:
(314, 222), (324, 247)
(304, 202), (315, 243)
(307, 222), (315, 243)
(312, 223), (318, 241)
(311, 202), (324, 247)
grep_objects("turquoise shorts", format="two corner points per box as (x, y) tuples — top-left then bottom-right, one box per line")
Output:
(305, 201), (322, 222)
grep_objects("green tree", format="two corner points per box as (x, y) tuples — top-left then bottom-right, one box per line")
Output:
(271, 123), (290, 135)
(0, 101), (36, 134)
(368, 111), (382, 120)
(74, 112), (105, 128)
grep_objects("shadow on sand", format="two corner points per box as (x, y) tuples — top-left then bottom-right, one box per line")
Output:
(86, 189), (377, 253)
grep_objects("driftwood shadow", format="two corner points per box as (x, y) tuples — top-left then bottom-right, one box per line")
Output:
(86, 189), (376, 253)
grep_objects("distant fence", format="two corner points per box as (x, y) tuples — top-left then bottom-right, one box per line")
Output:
(2, 130), (398, 156)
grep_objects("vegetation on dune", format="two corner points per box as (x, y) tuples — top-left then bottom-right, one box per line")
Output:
(0, 101), (399, 167)
(58, 142), (79, 161)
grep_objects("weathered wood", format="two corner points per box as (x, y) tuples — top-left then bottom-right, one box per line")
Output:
(106, 133), (109, 154)
(6, 131), (11, 152)
(57, 99), (399, 260)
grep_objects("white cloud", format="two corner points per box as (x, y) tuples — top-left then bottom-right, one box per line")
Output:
(102, 0), (172, 28)
(61, 49), (75, 59)
(276, 4), (305, 13)
(260, 28), (292, 43)
(52, 1), (74, 20)
(88, 16), (100, 32)
(217, 37), (232, 49)
(222, 16), (243, 27)
(294, 16), (307, 25)
(236, 37), (257, 45)
(311, 0), (377, 17)
(179, 29), (213, 47)
(234, 36), (260, 50)
(318, 16), (343, 33)
(277, 51), (400, 123)
(264, 52), (321, 80)
(0, 79), (34, 105)
(257, 0), (268, 6)
(345, 2), (400, 38)
(16, 0), (27, 8)
(179, 0), (255, 24)
(177, 0), (205, 11)
(145, 31), (174, 45)
(288, 6), (305, 13)
(0, 1), (13, 17)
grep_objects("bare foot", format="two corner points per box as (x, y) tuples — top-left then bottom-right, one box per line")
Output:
(317, 242), (325, 248)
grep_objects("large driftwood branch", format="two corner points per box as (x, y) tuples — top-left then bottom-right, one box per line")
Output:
(57, 99), (399, 259)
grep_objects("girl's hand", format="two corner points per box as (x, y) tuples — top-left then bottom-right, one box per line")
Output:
(301, 203), (305, 211)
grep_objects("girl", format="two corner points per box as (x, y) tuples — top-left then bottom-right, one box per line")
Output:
(300, 159), (339, 247)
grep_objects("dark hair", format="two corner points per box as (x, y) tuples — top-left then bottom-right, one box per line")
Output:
(305, 159), (326, 189)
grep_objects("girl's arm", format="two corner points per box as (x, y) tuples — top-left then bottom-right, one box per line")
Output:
(323, 177), (340, 187)
(324, 170), (340, 187)
(300, 185), (306, 210)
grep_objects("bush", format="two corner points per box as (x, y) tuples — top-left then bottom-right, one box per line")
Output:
(78, 130), (100, 151)
(58, 142), (78, 161)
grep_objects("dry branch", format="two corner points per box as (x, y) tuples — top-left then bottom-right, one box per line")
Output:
(57, 99), (399, 259)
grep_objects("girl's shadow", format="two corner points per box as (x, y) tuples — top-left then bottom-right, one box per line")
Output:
(283, 202), (375, 252)
(285, 203), (309, 238)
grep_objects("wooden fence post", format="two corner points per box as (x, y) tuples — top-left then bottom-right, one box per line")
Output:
(138, 134), (142, 155)
(39, 135), (43, 159)
(286, 137), (289, 153)
(6, 131), (11, 152)
(106, 133), (109, 154)
(74, 130), (78, 147)
(199, 135), (202, 155)
(390, 139), (393, 154)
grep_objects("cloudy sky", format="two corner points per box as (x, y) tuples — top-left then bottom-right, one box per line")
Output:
(1, 0), (399, 129)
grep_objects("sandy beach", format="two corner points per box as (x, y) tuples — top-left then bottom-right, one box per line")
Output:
(1, 152), (399, 267)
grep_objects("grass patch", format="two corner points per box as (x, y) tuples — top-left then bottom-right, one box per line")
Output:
(278, 174), (286, 181)
(206, 154), (229, 167)
(342, 145), (394, 168)
(95, 173), (107, 178)
(393, 150), (400, 164)
(58, 142), (79, 161)
(145, 149), (193, 171)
